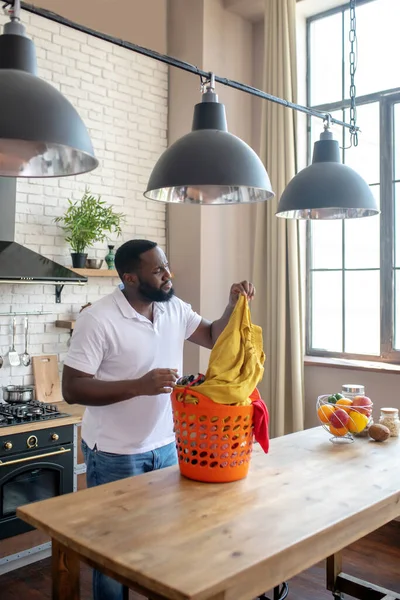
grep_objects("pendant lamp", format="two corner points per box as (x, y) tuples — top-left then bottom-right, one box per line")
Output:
(0, 0), (98, 177)
(276, 126), (379, 219)
(144, 76), (274, 205)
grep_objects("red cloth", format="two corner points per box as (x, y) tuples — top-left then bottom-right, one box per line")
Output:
(252, 397), (270, 453)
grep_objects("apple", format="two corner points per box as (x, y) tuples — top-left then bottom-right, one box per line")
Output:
(329, 408), (350, 429)
(352, 395), (372, 417)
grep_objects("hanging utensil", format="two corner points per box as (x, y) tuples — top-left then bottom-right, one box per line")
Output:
(21, 316), (31, 367)
(8, 317), (20, 367)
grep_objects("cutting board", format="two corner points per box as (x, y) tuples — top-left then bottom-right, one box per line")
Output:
(32, 355), (63, 404)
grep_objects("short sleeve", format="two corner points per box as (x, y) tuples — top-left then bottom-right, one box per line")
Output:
(63, 312), (106, 375)
(182, 301), (202, 340)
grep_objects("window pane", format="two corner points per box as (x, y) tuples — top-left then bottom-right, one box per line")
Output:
(344, 270), (380, 355)
(311, 220), (342, 269)
(394, 270), (400, 349)
(345, 185), (380, 269)
(309, 13), (343, 106)
(311, 271), (342, 351)
(344, 103), (380, 185)
(394, 183), (400, 268)
(394, 103), (400, 181)
(344, 1), (400, 99)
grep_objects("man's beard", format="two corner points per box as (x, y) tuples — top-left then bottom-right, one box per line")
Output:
(138, 280), (175, 303)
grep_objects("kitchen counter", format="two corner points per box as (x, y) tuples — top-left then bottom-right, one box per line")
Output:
(18, 428), (400, 600)
(0, 401), (85, 437)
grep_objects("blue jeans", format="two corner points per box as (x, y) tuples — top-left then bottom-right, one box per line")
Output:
(81, 440), (178, 600)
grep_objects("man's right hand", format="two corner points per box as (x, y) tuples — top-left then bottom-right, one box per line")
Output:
(138, 368), (179, 396)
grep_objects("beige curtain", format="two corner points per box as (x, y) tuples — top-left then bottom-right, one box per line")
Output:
(251, 0), (304, 438)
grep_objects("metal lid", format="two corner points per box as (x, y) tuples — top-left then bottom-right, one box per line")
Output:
(342, 384), (365, 394)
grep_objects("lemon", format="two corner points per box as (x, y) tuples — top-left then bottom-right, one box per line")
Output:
(348, 410), (368, 433)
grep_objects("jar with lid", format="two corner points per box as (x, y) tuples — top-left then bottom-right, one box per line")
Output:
(341, 384), (365, 399)
(341, 384), (373, 437)
(378, 408), (400, 437)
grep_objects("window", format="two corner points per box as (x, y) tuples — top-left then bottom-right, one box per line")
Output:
(306, 0), (400, 361)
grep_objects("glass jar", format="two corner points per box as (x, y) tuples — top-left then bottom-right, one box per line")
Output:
(341, 384), (373, 437)
(341, 384), (365, 400)
(378, 408), (400, 437)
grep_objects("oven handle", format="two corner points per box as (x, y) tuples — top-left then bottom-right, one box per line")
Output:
(0, 447), (71, 467)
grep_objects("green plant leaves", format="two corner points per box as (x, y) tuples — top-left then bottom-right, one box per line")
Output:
(54, 187), (126, 253)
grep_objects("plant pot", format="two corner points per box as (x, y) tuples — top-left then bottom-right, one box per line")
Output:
(71, 252), (88, 268)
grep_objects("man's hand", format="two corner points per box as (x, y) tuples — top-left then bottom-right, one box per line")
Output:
(137, 368), (178, 395)
(228, 281), (256, 307)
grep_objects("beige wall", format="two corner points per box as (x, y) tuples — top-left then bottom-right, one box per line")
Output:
(30, 0), (167, 53)
(167, 0), (261, 374)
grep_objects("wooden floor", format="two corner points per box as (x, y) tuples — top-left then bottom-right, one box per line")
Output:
(1, 521), (399, 600)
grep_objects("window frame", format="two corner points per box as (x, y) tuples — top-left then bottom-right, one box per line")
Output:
(305, 1), (400, 363)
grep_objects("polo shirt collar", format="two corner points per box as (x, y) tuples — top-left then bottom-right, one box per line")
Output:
(113, 287), (166, 320)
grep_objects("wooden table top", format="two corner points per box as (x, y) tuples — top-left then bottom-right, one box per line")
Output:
(18, 428), (400, 600)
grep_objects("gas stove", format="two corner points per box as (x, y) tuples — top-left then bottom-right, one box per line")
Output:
(0, 400), (70, 427)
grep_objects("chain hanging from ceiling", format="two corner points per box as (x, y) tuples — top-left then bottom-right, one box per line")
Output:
(349, 0), (358, 147)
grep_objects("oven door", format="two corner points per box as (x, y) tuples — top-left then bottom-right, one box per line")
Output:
(0, 442), (73, 540)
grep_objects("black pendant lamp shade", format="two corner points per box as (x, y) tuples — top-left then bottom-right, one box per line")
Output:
(0, 3), (98, 177)
(144, 82), (274, 205)
(276, 128), (379, 219)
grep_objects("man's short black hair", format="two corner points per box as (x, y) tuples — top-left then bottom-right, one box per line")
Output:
(115, 239), (157, 279)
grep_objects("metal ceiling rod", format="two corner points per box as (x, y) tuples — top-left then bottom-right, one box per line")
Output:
(19, 1), (358, 132)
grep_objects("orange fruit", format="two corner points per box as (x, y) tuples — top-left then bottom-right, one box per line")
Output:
(335, 397), (353, 413)
(317, 404), (336, 423)
(329, 424), (349, 437)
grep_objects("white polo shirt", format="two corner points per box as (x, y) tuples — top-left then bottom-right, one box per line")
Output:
(63, 288), (202, 454)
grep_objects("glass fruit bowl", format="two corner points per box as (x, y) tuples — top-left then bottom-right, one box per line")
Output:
(316, 393), (373, 443)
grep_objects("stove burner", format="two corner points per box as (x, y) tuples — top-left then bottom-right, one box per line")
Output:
(0, 400), (70, 427)
(9, 403), (28, 412)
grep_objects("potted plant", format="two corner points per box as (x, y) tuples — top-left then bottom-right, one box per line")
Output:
(54, 188), (125, 268)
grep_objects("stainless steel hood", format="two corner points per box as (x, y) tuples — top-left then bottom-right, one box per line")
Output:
(0, 177), (87, 301)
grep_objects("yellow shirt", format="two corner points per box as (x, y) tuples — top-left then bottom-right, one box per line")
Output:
(196, 295), (265, 406)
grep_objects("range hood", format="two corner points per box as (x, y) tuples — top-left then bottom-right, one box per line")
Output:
(0, 178), (87, 301)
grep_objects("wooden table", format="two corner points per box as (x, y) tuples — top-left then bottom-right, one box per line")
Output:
(17, 428), (400, 600)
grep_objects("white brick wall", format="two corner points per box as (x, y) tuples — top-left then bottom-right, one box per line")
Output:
(0, 10), (168, 389)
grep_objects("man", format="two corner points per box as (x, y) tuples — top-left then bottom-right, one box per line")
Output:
(62, 238), (255, 600)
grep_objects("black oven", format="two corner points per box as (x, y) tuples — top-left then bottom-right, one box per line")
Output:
(0, 425), (74, 540)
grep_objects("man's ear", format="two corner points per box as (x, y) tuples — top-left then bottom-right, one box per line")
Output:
(123, 273), (138, 287)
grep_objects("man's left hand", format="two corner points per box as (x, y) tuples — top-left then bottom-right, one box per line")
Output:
(228, 281), (256, 307)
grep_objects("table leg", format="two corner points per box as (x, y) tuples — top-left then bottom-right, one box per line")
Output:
(51, 538), (80, 600)
(326, 551), (400, 600)
(327, 552), (342, 595)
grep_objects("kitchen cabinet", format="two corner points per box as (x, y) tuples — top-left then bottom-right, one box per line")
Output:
(0, 404), (85, 574)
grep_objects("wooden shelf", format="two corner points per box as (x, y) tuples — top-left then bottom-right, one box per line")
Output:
(56, 320), (76, 331)
(70, 268), (118, 277)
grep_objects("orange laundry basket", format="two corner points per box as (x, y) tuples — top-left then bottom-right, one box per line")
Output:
(171, 387), (258, 483)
